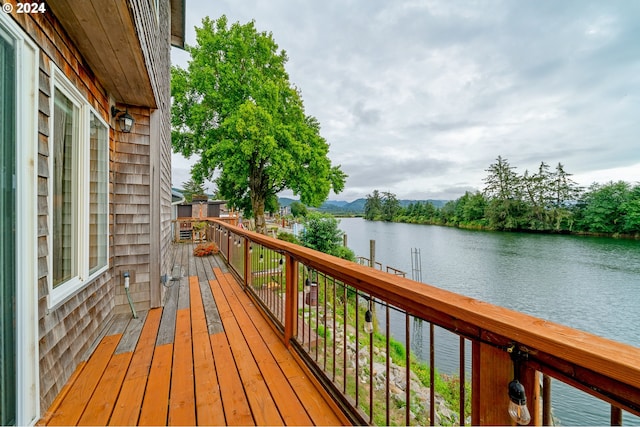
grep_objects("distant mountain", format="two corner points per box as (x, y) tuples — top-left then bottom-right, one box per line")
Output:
(319, 198), (366, 214)
(278, 197), (296, 207)
(323, 200), (350, 207)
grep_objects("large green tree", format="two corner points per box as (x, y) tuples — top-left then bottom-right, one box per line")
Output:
(171, 16), (346, 233)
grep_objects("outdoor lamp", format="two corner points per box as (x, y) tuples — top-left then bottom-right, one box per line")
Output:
(111, 106), (134, 133)
(364, 308), (374, 334)
(508, 379), (531, 425)
(364, 298), (374, 334)
(507, 343), (531, 425)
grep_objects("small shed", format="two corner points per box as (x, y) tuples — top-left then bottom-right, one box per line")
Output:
(176, 199), (228, 219)
(174, 200), (231, 241)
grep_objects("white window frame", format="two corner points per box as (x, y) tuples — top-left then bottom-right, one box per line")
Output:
(0, 10), (39, 426)
(48, 66), (109, 309)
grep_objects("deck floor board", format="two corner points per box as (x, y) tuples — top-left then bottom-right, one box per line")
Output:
(218, 270), (344, 426)
(38, 243), (346, 426)
(109, 308), (163, 426)
(213, 269), (314, 426)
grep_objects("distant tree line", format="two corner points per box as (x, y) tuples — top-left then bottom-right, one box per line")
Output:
(364, 156), (640, 236)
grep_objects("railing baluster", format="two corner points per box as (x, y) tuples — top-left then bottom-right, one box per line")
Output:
(543, 374), (552, 426)
(308, 274), (312, 353)
(323, 277), (328, 372)
(611, 405), (623, 426)
(332, 276), (337, 381)
(406, 313), (411, 426)
(355, 292), (360, 408)
(430, 323), (435, 426)
(343, 283), (347, 395)
(369, 295), (374, 423)
(386, 304), (390, 427)
(315, 273), (320, 362)
(460, 336), (466, 426)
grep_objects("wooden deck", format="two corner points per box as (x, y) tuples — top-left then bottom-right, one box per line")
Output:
(37, 243), (346, 426)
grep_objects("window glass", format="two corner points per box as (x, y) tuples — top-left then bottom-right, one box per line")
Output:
(53, 88), (78, 287)
(0, 26), (16, 426)
(89, 112), (108, 274)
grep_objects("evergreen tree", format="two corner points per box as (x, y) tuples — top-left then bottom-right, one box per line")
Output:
(483, 156), (525, 229)
(181, 178), (206, 203)
(364, 190), (382, 220)
(381, 191), (400, 221)
(483, 156), (521, 201)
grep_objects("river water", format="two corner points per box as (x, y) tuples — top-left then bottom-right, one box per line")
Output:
(338, 217), (640, 426)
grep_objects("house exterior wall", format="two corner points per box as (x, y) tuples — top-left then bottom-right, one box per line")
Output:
(129, 0), (174, 307)
(112, 108), (153, 314)
(4, 0), (174, 414)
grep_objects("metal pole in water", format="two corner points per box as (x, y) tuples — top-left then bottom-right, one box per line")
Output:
(411, 248), (423, 282)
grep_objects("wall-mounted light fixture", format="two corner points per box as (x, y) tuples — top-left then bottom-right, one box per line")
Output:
(111, 106), (135, 133)
(507, 343), (531, 425)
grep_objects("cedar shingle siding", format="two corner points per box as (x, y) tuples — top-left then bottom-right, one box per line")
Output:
(5, 0), (175, 413)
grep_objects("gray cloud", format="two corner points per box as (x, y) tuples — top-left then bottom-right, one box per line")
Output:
(173, 0), (640, 200)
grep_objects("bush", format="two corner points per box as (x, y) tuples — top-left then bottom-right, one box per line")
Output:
(193, 242), (219, 257)
(300, 212), (343, 254)
(277, 231), (300, 244)
(332, 245), (355, 261)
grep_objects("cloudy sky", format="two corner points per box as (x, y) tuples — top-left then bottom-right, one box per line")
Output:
(171, 0), (639, 201)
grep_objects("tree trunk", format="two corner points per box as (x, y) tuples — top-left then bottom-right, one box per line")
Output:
(252, 195), (267, 234)
(249, 164), (268, 234)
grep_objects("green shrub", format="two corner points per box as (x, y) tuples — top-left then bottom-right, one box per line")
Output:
(277, 231), (300, 244)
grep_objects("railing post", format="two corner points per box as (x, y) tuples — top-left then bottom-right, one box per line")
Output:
(472, 342), (541, 426)
(284, 254), (297, 347)
(472, 342), (516, 426)
(243, 238), (251, 289)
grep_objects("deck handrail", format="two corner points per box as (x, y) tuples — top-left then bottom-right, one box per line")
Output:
(207, 219), (640, 425)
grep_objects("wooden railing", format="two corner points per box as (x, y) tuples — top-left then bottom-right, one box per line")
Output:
(207, 219), (640, 426)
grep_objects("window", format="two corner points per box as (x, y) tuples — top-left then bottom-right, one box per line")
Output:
(52, 88), (79, 287)
(89, 112), (108, 274)
(49, 68), (109, 306)
(1, 23), (18, 426)
(1, 10), (38, 425)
